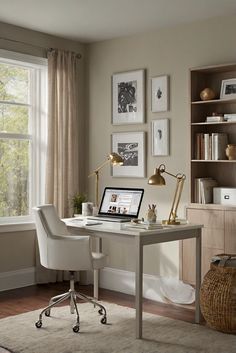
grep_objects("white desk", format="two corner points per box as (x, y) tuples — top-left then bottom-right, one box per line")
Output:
(64, 219), (203, 339)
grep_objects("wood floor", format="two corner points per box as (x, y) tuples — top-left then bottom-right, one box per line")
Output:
(0, 282), (195, 323)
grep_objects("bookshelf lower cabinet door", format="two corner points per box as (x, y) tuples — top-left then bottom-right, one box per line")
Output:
(186, 209), (224, 228)
(182, 238), (196, 285)
(183, 207), (225, 285)
(182, 239), (224, 284)
(202, 228), (224, 249)
(225, 211), (236, 253)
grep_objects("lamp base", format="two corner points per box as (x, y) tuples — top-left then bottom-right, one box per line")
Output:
(162, 219), (181, 225)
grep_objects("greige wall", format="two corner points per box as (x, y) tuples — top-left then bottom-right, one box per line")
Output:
(1, 14), (236, 279)
(0, 21), (86, 273)
(86, 15), (236, 277)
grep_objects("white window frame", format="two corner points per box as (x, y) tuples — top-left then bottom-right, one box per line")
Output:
(0, 49), (47, 226)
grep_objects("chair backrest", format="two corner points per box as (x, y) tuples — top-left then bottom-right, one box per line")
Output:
(37, 204), (69, 236)
(33, 204), (96, 271)
(33, 204), (68, 268)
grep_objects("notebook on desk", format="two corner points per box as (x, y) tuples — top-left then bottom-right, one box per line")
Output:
(88, 187), (144, 222)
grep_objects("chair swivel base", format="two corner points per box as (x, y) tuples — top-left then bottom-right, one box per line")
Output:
(35, 288), (107, 333)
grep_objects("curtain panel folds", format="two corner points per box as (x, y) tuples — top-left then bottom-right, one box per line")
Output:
(46, 49), (79, 218)
(36, 49), (80, 283)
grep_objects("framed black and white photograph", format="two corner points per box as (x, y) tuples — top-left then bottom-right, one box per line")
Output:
(111, 131), (146, 177)
(220, 78), (236, 99)
(152, 119), (169, 156)
(112, 69), (145, 125)
(151, 75), (169, 112)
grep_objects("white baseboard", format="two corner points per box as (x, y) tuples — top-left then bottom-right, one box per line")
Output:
(0, 267), (36, 292)
(100, 267), (166, 302)
(0, 266), (176, 304)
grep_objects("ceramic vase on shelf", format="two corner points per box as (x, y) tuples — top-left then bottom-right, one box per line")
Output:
(200, 88), (216, 101)
(226, 144), (236, 160)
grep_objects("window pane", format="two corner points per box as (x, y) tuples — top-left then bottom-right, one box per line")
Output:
(0, 103), (29, 134)
(0, 139), (29, 217)
(0, 63), (29, 104)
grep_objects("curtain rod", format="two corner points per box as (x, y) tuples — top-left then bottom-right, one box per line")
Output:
(0, 36), (82, 59)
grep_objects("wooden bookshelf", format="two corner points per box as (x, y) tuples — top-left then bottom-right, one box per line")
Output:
(181, 63), (236, 284)
(190, 63), (236, 202)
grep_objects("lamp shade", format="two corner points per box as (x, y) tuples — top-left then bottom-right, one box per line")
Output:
(148, 168), (166, 186)
(109, 153), (123, 165)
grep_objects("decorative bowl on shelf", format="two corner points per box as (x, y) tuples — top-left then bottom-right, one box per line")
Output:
(200, 88), (216, 101)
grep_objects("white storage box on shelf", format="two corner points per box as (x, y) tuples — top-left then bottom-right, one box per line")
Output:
(213, 187), (236, 205)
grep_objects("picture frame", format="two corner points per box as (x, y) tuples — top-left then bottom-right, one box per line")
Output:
(151, 118), (169, 156)
(151, 75), (169, 112)
(112, 69), (145, 125)
(220, 78), (236, 99)
(111, 131), (146, 177)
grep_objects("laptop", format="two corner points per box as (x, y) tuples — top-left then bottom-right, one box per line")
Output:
(88, 187), (144, 222)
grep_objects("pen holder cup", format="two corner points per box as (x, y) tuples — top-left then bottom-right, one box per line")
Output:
(146, 209), (157, 223)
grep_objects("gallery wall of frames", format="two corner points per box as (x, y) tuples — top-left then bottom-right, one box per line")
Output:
(111, 69), (170, 178)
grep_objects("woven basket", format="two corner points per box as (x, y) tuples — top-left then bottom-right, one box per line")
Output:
(200, 254), (236, 333)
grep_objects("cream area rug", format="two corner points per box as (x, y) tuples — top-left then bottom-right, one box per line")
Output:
(0, 302), (235, 353)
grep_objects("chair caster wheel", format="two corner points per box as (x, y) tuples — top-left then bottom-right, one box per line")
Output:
(98, 308), (103, 315)
(73, 325), (80, 333)
(45, 310), (50, 317)
(101, 316), (107, 324)
(35, 320), (42, 328)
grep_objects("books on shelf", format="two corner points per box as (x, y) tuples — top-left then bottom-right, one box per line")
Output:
(212, 133), (228, 160)
(195, 132), (228, 160)
(195, 177), (218, 204)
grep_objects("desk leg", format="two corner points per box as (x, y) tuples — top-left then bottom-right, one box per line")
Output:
(195, 230), (202, 323)
(135, 237), (143, 339)
(94, 237), (102, 299)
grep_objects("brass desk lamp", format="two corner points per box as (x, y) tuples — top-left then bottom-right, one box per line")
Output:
(148, 164), (186, 225)
(89, 153), (123, 207)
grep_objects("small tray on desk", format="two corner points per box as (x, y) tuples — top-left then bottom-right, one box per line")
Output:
(123, 221), (163, 230)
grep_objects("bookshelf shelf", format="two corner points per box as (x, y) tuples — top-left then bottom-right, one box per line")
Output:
(191, 159), (236, 163)
(191, 121), (236, 126)
(191, 98), (236, 105)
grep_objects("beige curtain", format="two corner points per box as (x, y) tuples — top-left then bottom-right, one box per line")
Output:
(36, 49), (80, 283)
(46, 49), (79, 217)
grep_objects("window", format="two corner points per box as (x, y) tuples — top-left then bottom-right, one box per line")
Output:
(0, 50), (47, 223)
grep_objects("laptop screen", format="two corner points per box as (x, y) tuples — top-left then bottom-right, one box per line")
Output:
(98, 187), (144, 219)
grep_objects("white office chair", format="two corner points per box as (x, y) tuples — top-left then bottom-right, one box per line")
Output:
(33, 204), (107, 333)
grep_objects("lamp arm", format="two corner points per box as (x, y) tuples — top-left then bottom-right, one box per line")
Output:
(88, 158), (111, 207)
(95, 171), (99, 208)
(88, 153), (123, 208)
(168, 176), (185, 223)
(163, 170), (178, 179)
(88, 158), (110, 177)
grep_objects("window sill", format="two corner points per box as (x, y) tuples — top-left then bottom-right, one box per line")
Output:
(0, 222), (36, 233)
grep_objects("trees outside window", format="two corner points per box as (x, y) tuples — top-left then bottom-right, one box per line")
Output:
(0, 50), (47, 222)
